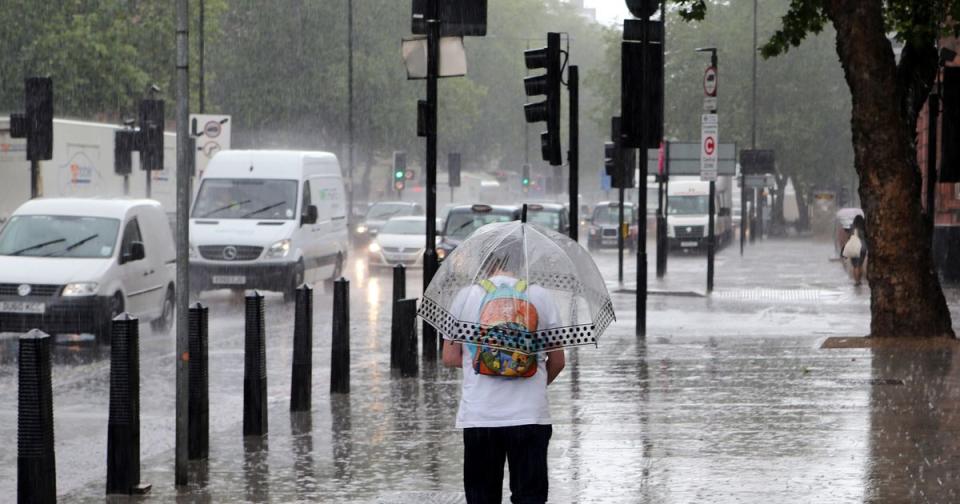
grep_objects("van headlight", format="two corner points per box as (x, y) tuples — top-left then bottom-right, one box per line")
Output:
(62, 282), (98, 297)
(356, 224), (368, 234)
(266, 239), (291, 258)
(368, 242), (381, 253)
(667, 226), (675, 238)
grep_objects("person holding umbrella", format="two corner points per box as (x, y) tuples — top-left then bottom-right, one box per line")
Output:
(421, 205), (615, 504)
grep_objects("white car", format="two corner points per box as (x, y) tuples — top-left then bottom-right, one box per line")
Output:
(367, 216), (441, 269)
(0, 198), (176, 342)
(189, 150), (349, 300)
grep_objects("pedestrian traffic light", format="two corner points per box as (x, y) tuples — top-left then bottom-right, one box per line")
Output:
(9, 77), (54, 162)
(522, 164), (531, 191)
(138, 99), (164, 171)
(524, 32), (562, 166)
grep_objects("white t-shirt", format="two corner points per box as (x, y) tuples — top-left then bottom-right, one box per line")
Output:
(447, 275), (561, 428)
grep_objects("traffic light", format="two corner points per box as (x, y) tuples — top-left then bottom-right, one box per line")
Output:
(393, 151), (407, 192)
(114, 129), (137, 176)
(621, 20), (664, 149)
(9, 77), (54, 161)
(448, 152), (461, 188)
(605, 117), (635, 189)
(941, 66), (960, 182)
(138, 99), (164, 171)
(524, 32), (562, 166)
(521, 164), (531, 191)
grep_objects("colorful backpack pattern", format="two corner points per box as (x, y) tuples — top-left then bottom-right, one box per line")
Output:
(471, 278), (539, 378)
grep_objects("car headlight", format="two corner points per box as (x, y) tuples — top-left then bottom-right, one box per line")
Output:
(266, 239), (291, 258)
(589, 228), (597, 236)
(356, 225), (367, 234)
(667, 226), (675, 238)
(62, 282), (98, 297)
(437, 247), (446, 260)
(368, 242), (381, 253)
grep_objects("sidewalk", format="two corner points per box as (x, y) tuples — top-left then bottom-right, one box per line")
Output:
(56, 239), (960, 502)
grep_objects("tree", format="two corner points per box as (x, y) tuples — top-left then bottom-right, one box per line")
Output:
(675, 0), (958, 338)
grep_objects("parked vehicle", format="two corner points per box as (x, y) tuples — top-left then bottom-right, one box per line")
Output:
(525, 203), (570, 235)
(666, 176), (733, 252)
(189, 150), (348, 300)
(587, 201), (638, 251)
(367, 216), (443, 269)
(354, 201), (423, 244)
(437, 204), (521, 261)
(0, 198), (176, 342)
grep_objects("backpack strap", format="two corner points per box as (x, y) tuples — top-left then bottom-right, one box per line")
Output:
(478, 278), (497, 293)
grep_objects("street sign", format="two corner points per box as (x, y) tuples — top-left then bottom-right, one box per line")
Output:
(700, 114), (718, 181)
(190, 114), (230, 176)
(703, 66), (718, 97)
(703, 96), (717, 113)
(743, 174), (776, 189)
(740, 149), (775, 175)
(645, 142), (736, 176)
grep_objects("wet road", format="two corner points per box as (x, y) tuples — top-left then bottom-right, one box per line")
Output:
(2, 237), (960, 502)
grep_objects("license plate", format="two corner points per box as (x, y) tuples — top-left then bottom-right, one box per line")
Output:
(681, 241), (698, 247)
(212, 275), (246, 285)
(0, 301), (46, 314)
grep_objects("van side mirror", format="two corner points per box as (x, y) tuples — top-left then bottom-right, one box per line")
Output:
(124, 241), (145, 263)
(302, 204), (318, 225)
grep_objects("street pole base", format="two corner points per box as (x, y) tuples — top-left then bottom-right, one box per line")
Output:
(132, 483), (152, 495)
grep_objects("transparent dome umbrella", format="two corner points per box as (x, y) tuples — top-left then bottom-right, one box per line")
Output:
(418, 211), (615, 355)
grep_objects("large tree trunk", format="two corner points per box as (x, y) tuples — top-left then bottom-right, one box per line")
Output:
(825, 0), (953, 338)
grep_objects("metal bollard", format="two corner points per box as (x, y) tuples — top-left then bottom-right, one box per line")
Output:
(18, 329), (55, 504)
(397, 298), (419, 378)
(244, 291), (268, 437)
(390, 265), (406, 371)
(106, 314), (151, 495)
(290, 285), (313, 412)
(392, 264), (406, 304)
(188, 303), (209, 460)
(330, 278), (350, 394)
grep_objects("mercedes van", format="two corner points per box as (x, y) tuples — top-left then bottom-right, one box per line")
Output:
(0, 198), (176, 342)
(189, 150), (349, 299)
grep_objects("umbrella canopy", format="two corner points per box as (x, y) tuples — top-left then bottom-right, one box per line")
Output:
(418, 218), (614, 355)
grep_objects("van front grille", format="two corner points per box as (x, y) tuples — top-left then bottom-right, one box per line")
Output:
(198, 245), (263, 261)
(0, 283), (61, 297)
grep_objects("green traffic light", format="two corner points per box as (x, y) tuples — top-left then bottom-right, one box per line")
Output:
(522, 178), (530, 186)
(395, 170), (404, 179)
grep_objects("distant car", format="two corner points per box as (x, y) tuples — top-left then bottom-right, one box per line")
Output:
(587, 201), (638, 251)
(0, 198), (176, 343)
(367, 216), (442, 269)
(437, 204), (521, 261)
(355, 201), (423, 243)
(525, 203), (570, 235)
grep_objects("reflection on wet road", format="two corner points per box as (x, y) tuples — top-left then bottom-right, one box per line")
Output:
(1, 239), (959, 502)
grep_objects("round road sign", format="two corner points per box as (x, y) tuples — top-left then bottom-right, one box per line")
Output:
(703, 66), (718, 97)
(204, 120), (222, 138)
(704, 136), (716, 156)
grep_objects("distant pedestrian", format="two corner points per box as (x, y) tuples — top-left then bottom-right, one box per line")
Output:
(442, 250), (565, 504)
(843, 215), (868, 285)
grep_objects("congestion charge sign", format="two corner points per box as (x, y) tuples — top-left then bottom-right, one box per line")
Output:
(700, 113), (718, 182)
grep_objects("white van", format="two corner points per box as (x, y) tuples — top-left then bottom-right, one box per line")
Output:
(189, 150), (349, 299)
(0, 198), (176, 342)
(667, 177), (733, 251)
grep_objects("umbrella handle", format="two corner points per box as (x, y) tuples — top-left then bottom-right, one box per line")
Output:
(521, 203), (528, 223)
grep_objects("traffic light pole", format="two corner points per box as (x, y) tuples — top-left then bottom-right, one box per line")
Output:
(30, 160), (40, 199)
(635, 12), (650, 338)
(568, 65), (579, 242)
(618, 187), (625, 284)
(421, 0), (440, 360)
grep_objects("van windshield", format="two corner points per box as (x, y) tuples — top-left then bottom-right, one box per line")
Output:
(669, 195), (709, 215)
(0, 215), (120, 258)
(193, 179), (298, 220)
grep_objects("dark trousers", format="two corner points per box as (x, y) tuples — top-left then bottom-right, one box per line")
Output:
(463, 424), (552, 504)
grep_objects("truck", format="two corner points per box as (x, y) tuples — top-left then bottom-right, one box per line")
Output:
(0, 117), (179, 223)
(666, 175), (733, 252)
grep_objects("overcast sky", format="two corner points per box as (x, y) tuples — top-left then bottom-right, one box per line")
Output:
(584, 0), (632, 25)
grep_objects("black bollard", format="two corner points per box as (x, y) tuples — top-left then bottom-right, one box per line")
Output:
(290, 285), (313, 412)
(18, 329), (55, 504)
(244, 291), (268, 436)
(106, 314), (151, 495)
(188, 303), (209, 460)
(397, 298), (419, 378)
(390, 265), (406, 371)
(330, 278), (350, 394)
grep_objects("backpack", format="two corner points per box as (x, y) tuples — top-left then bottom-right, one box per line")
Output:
(843, 232), (862, 259)
(472, 278), (539, 378)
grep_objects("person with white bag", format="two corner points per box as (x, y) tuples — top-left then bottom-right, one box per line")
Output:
(843, 215), (867, 286)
